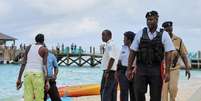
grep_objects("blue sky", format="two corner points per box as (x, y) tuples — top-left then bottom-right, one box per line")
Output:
(0, 0), (200, 51)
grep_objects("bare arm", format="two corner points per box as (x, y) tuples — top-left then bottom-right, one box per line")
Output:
(43, 49), (48, 78)
(53, 56), (59, 78)
(116, 60), (122, 70)
(165, 51), (173, 73)
(106, 58), (115, 71)
(163, 51), (174, 82)
(39, 47), (50, 91)
(16, 45), (31, 90)
(17, 45), (31, 81)
(126, 50), (137, 80)
(179, 40), (190, 69)
(127, 50), (137, 70)
(181, 54), (191, 79)
(39, 47), (48, 78)
(17, 64), (26, 81)
(54, 68), (59, 77)
(181, 54), (191, 69)
(43, 49), (48, 73)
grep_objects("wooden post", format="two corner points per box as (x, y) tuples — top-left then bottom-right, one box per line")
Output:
(93, 47), (95, 54)
(91, 47), (96, 67)
(198, 51), (201, 68)
(66, 49), (70, 66)
(13, 40), (15, 45)
(90, 46), (92, 54)
(78, 51), (82, 67)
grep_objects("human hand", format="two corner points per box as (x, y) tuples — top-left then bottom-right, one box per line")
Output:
(164, 72), (170, 83)
(16, 80), (23, 90)
(126, 69), (133, 80)
(185, 69), (191, 80)
(115, 71), (119, 82)
(45, 81), (50, 92)
(131, 67), (137, 78)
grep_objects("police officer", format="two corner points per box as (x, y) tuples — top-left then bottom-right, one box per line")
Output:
(116, 31), (136, 101)
(161, 21), (191, 101)
(100, 29), (119, 101)
(126, 11), (175, 101)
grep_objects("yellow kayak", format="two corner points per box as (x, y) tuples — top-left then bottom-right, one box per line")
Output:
(58, 84), (100, 97)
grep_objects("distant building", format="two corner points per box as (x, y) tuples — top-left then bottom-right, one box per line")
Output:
(0, 33), (17, 45)
(0, 33), (17, 63)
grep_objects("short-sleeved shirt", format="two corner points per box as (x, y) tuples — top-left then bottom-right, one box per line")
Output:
(47, 52), (58, 77)
(101, 40), (119, 71)
(119, 45), (130, 67)
(171, 34), (188, 67)
(131, 27), (175, 52)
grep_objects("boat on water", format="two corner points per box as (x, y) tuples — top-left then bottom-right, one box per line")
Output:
(58, 84), (100, 97)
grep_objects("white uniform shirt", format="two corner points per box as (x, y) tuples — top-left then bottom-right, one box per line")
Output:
(119, 45), (130, 66)
(131, 27), (175, 52)
(101, 40), (119, 71)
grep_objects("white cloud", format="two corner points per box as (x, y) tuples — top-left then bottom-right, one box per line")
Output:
(1, 0), (201, 51)
(0, 1), (11, 17)
(78, 18), (101, 32)
(27, 17), (101, 40)
(23, 0), (100, 15)
(174, 27), (201, 51)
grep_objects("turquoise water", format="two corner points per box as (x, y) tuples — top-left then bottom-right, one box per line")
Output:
(0, 64), (103, 101)
(0, 64), (201, 101)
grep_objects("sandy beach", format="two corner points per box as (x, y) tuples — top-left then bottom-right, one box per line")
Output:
(71, 77), (201, 101)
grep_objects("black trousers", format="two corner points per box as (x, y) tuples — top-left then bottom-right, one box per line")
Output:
(44, 79), (61, 101)
(118, 67), (136, 101)
(100, 70), (118, 101)
(134, 65), (162, 101)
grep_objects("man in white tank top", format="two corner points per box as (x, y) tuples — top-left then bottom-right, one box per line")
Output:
(16, 34), (48, 101)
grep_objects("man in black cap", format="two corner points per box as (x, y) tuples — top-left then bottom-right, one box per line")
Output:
(126, 11), (175, 101)
(161, 21), (191, 101)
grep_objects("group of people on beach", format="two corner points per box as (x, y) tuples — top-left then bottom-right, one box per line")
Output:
(15, 10), (191, 101)
(100, 10), (191, 101)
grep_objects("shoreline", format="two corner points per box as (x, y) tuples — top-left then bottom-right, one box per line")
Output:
(71, 77), (201, 101)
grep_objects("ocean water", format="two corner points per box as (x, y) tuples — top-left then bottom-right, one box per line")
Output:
(0, 64), (102, 101)
(0, 64), (201, 101)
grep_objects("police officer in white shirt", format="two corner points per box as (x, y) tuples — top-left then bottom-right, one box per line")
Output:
(117, 31), (136, 101)
(100, 29), (119, 101)
(126, 11), (175, 101)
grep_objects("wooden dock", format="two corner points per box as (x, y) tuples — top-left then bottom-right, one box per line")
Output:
(2, 44), (201, 69)
(188, 51), (201, 69)
(191, 58), (201, 69)
(55, 47), (103, 67)
(55, 53), (102, 67)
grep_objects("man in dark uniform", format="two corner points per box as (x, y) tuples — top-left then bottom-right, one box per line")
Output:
(126, 11), (175, 101)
